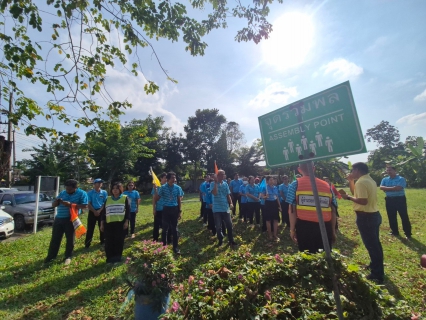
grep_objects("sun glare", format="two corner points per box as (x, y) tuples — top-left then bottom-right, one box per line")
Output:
(262, 12), (315, 70)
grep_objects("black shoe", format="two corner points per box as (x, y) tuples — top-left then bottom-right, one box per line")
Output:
(366, 274), (383, 284)
(229, 241), (238, 247)
(218, 239), (223, 246)
(173, 248), (181, 255)
(44, 258), (54, 264)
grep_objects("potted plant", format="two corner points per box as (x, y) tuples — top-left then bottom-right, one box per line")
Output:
(125, 240), (176, 320)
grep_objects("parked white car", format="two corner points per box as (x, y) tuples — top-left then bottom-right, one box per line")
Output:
(0, 206), (14, 238)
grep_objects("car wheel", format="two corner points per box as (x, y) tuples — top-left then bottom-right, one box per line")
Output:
(14, 214), (26, 230)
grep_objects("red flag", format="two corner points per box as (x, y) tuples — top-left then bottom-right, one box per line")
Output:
(70, 204), (87, 239)
(214, 161), (218, 175)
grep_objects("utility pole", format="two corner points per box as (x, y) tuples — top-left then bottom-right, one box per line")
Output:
(7, 92), (13, 187)
(12, 129), (16, 182)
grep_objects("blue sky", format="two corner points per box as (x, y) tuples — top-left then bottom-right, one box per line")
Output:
(10, 0), (426, 164)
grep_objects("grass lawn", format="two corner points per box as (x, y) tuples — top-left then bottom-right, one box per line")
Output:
(0, 188), (425, 319)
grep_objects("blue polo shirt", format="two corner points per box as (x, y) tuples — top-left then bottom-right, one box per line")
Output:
(246, 184), (260, 203)
(229, 179), (243, 194)
(200, 181), (209, 202)
(286, 180), (337, 207)
(87, 188), (108, 210)
(210, 181), (230, 213)
(56, 188), (88, 218)
(264, 185), (279, 201)
(239, 184), (248, 204)
(380, 175), (406, 197)
(123, 190), (141, 212)
(279, 183), (289, 201)
(151, 187), (164, 211)
(158, 183), (184, 207)
(205, 188), (213, 209)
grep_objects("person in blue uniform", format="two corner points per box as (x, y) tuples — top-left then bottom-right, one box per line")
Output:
(85, 178), (107, 248)
(45, 179), (88, 265)
(261, 176), (282, 242)
(211, 170), (237, 247)
(380, 166), (412, 239)
(123, 181), (141, 238)
(279, 175), (290, 228)
(155, 172), (184, 254)
(239, 177), (249, 222)
(229, 173), (243, 218)
(245, 176), (261, 226)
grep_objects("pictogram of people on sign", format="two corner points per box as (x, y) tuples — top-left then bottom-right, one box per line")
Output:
(281, 132), (334, 162)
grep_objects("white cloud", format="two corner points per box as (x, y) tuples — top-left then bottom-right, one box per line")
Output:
(105, 68), (185, 133)
(248, 83), (298, 109)
(321, 58), (364, 80)
(414, 88), (426, 102)
(365, 36), (390, 54)
(396, 112), (426, 126)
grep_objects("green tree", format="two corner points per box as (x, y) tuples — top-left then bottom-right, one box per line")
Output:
(85, 119), (155, 182)
(0, 0), (277, 139)
(397, 136), (426, 187)
(207, 131), (235, 175)
(184, 108), (226, 184)
(235, 139), (264, 177)
(162, 131), (185, 176)
(225, 121), (245, 155)
(365, 121), (405, 171)
(22, 140), (90, 183)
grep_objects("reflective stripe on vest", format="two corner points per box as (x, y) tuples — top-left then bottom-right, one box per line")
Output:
(296, 177), (332, 222)
(105, 195), (127, 223)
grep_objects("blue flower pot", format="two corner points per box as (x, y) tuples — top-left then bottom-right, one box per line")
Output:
(134, 293), (170, 320)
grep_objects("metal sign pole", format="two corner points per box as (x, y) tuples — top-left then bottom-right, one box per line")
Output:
(307, 161), (343, 320)
(33, 175), (41, 234)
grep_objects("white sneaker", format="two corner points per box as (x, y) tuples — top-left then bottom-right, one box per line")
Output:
(131, 234), (136, 239)
(64, 258), (71, 265)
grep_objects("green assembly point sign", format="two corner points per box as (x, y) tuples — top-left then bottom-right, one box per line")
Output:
(258, 81), (366, 167)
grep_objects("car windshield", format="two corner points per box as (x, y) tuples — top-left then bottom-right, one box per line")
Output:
(14, 193), (53, 205)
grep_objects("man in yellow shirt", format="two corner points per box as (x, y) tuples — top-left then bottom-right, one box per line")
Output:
(342, 162), (384, 284)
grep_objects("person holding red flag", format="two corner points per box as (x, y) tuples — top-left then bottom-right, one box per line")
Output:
(44, 179), (88, 265)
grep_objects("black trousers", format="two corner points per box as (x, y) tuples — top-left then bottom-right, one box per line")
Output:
(105, 220), (125, 263)
(153, 210), (172, 243)
(280, 201), (290, 226)
(385, 196), (412, 237)
(240, 202), (248, 222)
(45, 217), (75, 262)
(207, 208), (226, 235)
(128, 211), (136, 234)
(85, 210), (104, 247)
(231, 193), (241, 216)
(247, 202), (261, 224)
(296, 219), (333, 253)
(202, 202), (208, 223)
(200, 200), (204, 217)
(162, 206), (179, 249)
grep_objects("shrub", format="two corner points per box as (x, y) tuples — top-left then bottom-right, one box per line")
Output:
(162, 248), (410, 319)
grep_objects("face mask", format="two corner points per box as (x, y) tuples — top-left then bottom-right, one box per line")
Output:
(243, 181), (248, 185)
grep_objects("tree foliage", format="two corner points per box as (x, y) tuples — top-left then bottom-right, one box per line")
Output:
(0, 0), (279, 139)
(21, 139), (90, 183)
(365, 122), (426, 187)
(85, 119), (155, 182)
